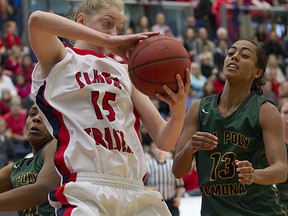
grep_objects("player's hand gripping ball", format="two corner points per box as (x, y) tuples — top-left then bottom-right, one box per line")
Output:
(128, 35), (191, 98)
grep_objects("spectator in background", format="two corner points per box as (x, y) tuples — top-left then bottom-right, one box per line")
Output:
(0, 0), (14, 34)
(2, 20), (21, 50)
(184, 15), (198, 36)
(198, 50), (215, 79)
(262, 74), (278, 105)
(214, 27), (231, 47)
(266, 54), (286, 84)
(202, 76), (215, 97)
(151, 12), (171, 35)
(0, 89), (11, 115)
(164, 27), (175, 38)
(4, 44), (21, 78)
(186, 86), (198, 111)
(213, 69), (226, 94)
(263, 31), (286, 66)
(145, 143), (185, 216)
(136, 15), (150, 33)
(16, 53), (35, 83)
(0, 116), (14, 168)
(14, 73), (30, 99)
(265, 54), (286, 103)
(3, 96), (29, 160)
(195, 27), (215, 54)
(1, 88), (12, 104)
(253, 23), (267, 47)
(194, 0), (216, 40)
(0, 36), (6, 58)
(0, 65), (17, 99)
(267, 21), (284, 36)
(190, 62), (207, 99)
(183, 27), (198, 61)
(214, 39), (228, 71)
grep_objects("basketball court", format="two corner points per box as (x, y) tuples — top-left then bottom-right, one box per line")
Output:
(179, 196), (202, 216)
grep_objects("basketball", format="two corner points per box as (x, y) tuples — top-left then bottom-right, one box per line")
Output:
(128, 35), (191, 98)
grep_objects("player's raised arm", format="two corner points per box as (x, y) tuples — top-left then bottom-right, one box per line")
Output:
(132, 69), (190, 152)
(28, 11), (158, 78)
(28, 11), (67, 78)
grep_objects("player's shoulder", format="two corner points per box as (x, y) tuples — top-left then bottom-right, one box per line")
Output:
(259, 98), (281, 126)
(187, 99), (202, 117)
(260, 100), (279, 114)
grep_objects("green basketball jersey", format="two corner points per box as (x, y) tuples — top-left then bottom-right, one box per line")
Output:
(196, 93), (287, 216)
(10, 144), (55, 216)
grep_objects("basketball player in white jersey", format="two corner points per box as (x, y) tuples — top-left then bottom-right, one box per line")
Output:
(28, 0), (190, 215)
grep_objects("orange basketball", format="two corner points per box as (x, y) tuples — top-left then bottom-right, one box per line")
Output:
(128, 35), (191, 98)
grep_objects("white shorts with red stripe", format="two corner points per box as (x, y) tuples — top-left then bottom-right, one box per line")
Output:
(49, 172), (171, 216)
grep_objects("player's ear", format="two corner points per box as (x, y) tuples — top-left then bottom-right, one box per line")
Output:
(76, 13), (86, 25)
(254, 68), (263, 79)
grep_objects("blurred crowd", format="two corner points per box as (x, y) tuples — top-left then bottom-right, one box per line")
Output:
(0, 0), (34, 168)
(0, 0), (287, 207)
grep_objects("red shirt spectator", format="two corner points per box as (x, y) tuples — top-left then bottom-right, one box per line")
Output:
(3, 96), (26, 137)
(4, 45), (21, 75)
(0, 100), (10, 115)
(0, 37), (6, 55)
(15, 73), (31, 99)
(15, 54), (35, 83)
(213, 71), (226, 94)
(3, 20), (22, 49)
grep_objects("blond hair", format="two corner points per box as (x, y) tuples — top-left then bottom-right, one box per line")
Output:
(72, 0), (124, 21)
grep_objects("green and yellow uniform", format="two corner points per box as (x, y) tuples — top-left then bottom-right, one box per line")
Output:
(196, 93), (287, 216)
(10, 144), (54, 216)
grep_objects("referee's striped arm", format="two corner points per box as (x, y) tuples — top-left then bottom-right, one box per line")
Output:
(145, 157), (184, 200)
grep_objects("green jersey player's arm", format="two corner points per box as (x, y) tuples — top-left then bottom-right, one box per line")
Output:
(0, 139), (60, 211)
(172, 99), (218, 178)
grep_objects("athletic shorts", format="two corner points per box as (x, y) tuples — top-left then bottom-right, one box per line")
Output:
(49, 172), (172, 216)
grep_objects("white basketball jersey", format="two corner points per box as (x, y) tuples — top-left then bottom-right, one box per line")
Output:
(31, 47), (147, 181)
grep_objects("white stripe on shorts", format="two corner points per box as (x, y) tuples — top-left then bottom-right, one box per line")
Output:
(76, 172), (144, 190)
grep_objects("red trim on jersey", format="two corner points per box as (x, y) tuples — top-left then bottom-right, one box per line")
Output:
(133, 108), (141, 141)
(53, 108), (72, 175)
(65, 45), (107, 58)
(38, 81), (71, 175)
(55, 184), (76, 215)
(63, 173), (78, 184)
